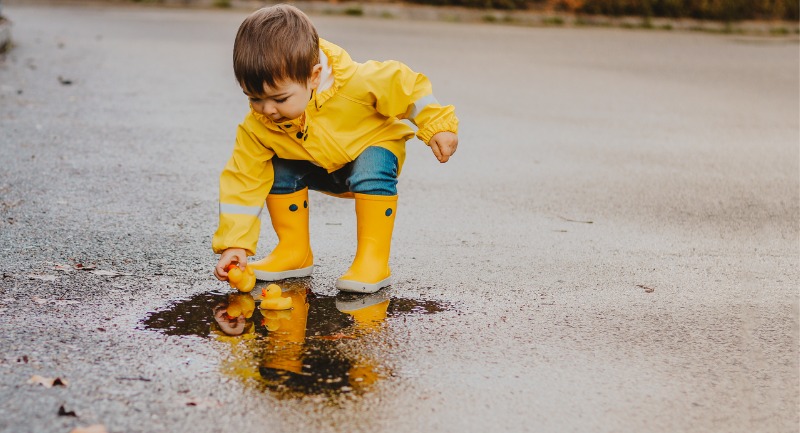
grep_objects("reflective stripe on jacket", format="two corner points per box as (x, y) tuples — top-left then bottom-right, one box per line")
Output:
(213, 39), (458, 255)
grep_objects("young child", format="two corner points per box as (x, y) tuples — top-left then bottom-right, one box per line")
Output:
(212, 4), (459, 294)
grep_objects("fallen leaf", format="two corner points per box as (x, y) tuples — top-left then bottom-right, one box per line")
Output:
(116, 376), (151, 382)
(69, 425), (108, 433)
(74, 263), (97, 271)
(29, 274), (57, 282)
(54, 264), (74, 273)
(58, 405), (77, 417)
(557, 215), (593, 224)
(27, 375), (68, 388)
(637, 284), (655, 293)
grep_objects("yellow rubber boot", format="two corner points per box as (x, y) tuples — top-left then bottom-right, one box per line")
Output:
(335, 194), (397, 293)
(250, 188), (314, 281)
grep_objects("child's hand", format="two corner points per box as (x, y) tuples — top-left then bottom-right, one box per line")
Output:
(429, 131), (458, 163)
(214, 248), (247, 281)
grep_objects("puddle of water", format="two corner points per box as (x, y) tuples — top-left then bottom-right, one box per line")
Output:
(140, 280), (451, 399)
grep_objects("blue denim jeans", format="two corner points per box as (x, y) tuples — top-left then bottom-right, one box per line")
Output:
(269, 146), (398, 196)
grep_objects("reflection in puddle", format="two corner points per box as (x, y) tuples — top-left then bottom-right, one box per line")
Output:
(141, 281), (450, 399)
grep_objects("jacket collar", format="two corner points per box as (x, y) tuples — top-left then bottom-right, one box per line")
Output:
(313, 39), (357, 109)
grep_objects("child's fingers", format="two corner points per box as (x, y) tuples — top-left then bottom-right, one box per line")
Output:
(214, 264), (228, 281)
(430, 140), (444, 162)
(444, 141), (457, 157)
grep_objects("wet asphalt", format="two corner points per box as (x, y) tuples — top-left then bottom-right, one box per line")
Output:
(0, 3), (798, 433)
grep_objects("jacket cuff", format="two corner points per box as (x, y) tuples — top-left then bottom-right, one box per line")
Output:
(212, 229), (257, 256)
(416, 118), (459, 145)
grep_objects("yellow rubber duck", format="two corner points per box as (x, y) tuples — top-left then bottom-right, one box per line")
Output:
(227, 264), (256, 293)
(259, 284), (293, 311)
(226, 293), (255, 319)
(261, 310), (293, 331)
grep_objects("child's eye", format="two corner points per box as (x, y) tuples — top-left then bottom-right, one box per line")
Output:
(249, 97), (262, 103)
(274, 97), (288, 103)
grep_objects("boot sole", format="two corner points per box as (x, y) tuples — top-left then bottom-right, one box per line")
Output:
(335, 275), (392, 294)
(253, 265), (314, 281)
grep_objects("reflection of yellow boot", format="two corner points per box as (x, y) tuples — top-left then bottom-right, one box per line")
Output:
(336, 194), (397, 293)
(250, 188), (314, 281)
(336, 291), (390, 332)
(337, 292), (388, 389)
(261, 288), (309, 374)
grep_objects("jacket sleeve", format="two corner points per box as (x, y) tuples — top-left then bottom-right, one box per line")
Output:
(359, 60), (458, 144)
(212, 121), (275, 256)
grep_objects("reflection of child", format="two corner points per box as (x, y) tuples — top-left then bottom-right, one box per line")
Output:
(212, 4), (459, 293)
(211, 293), (256, 336)
(212, 304), (247, 336)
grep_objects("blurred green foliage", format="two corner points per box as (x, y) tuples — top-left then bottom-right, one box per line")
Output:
(407, 0), (799, 20)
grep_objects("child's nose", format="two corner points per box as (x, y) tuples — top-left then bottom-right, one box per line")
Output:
(261, 102), (277, 115)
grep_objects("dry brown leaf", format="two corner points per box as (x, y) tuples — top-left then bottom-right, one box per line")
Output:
(637, 284), (655, 293)
(58, 405), (78, 417)
(27, 375), (69, 388)
(69, 425), (108, 433)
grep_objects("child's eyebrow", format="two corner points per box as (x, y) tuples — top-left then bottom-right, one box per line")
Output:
(243, 90), (289, 99)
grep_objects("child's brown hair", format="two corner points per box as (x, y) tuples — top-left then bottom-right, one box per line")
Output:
(233, 4), (320, 95)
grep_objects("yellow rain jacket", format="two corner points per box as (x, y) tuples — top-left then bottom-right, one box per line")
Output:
(213, 39), (458, 256)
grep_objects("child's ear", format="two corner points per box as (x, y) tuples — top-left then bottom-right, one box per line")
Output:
(309, 64), (323, 89)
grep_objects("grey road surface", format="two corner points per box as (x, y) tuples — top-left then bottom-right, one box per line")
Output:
(0, 3), (798, 433)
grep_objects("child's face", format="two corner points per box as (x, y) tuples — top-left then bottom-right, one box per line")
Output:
(245, 65), (322, 123)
